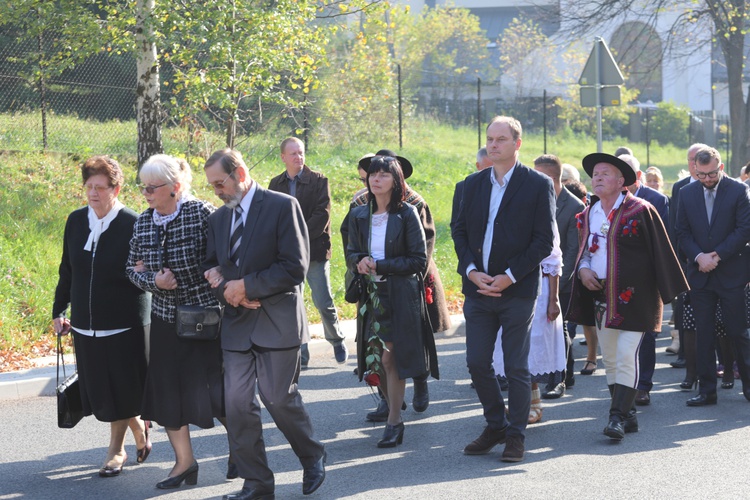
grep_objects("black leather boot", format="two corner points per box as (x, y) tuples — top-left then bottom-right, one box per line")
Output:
(604, 384), (638, 441)
(412, 375), (429, 413)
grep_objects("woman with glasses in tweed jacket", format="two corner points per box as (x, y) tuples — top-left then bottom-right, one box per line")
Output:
(127, 154), (231, 490)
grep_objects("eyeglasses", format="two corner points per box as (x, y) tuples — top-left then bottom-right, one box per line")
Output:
(695, 169), (720, 179)
(138, 183), (168, 194)
(84, 184), (113, 193)
(209, 168), (237, 190)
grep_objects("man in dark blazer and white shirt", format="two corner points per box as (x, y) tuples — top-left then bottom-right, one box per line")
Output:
(203, 149), (325, 500)
(676, 146), (750, 406)
(453, 116), (555, 462)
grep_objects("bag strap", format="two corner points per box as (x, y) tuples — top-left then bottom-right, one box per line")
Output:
(56, 333), (66, 386)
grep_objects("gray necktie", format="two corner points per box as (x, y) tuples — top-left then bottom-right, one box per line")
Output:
(705, 188), (715, 223)
(229, 206), (243, 266)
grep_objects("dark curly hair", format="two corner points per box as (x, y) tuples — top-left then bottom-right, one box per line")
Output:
(366, 156), (406, 214)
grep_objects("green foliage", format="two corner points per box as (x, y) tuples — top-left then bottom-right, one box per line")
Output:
(650, 101), (690, 148)
(0, 0), (108, 82)
(497, 17), (553, 98)
(0, 114), (690, 359)
(393, 5), (492, 95)
(158, 0), (328, 147)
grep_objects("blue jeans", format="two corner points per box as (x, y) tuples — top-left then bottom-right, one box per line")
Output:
(300, 260), (344, 363)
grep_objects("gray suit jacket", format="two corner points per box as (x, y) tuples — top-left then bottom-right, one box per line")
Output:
(556, 186), (585, 295)
(204, 186), (311, 351)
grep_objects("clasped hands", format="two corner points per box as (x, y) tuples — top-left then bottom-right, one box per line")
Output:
(696, 251), (720, 273)
(468, 270), (511, 297)
(203, 266), (260, 309)
(356, 256), (377, 276)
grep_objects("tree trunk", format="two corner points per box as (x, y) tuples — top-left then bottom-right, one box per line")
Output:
(135, 0), (163, 169)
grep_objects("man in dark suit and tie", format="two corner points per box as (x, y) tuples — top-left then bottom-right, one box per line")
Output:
(618, 152), (670, 405)
(452, 116), (555, 462)
(202, 149), (326, 500)
(668, 144), (705, 380)
(676, 146), (750, 406)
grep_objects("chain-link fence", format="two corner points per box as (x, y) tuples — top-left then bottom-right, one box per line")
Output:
(0, 38), (727, 159)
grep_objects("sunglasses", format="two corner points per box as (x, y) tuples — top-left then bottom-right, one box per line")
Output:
(138, 183), (168, 194)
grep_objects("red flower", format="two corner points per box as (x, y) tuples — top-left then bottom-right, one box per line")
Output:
(425, 286), (434, 304)
(364, 372), (380, 387)
(618, 287), (635, 304)
(623, 227), (630, 235)
(632, 220), (638, 227)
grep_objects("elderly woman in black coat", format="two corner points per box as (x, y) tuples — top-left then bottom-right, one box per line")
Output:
(346, 155), (439, 448)
(53, 155), (151, 477)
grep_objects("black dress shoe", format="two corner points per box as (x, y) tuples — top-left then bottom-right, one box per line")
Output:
(686, 393), (717, 406)
(223, 486), (275, 500)
(412, 379), (429, 413)
(542, 382), (565, 400)
(377, 422), (405, 448)
(635, 390), (650, 406)
(226, 459), (239, 480)
(302, 453), (326, 495)
(156, 461), (199, 489)
(565, 376), (575, 388)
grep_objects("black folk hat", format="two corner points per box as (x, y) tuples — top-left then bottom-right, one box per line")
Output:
(358, 149), (413, 179)
(582, 152), (637, 187)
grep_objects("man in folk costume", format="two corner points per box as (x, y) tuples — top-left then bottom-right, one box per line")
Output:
(567, 153), (688, 441)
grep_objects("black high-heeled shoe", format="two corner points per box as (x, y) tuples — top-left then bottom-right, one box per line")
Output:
(721, 380), (734, 389)
(156, 461), (199, 489)
(377, 422), (404, 448)
(680, 378), (698, 391)
(137, 420), (152, 464)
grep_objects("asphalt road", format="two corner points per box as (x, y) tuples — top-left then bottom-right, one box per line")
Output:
(1, 316), (749, 499)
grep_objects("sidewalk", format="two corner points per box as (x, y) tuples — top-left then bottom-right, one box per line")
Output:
(0, 314), (466, 401)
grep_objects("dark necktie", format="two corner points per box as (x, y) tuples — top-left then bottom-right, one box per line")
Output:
(705, 188), (715, 224)
(229, 206), (243, 266)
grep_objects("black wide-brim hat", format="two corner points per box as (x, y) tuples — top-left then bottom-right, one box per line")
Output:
(358, 149), (413, 179)
(582, 152), (637, 187)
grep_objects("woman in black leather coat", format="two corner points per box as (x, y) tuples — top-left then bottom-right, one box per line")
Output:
(346, 156), (439, 448)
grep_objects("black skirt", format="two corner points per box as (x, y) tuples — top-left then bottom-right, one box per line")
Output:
(141, 314), (224, 429)
(73, 326), (147, 422)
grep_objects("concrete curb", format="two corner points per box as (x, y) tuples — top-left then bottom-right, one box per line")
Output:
(0, 314), (466, 402)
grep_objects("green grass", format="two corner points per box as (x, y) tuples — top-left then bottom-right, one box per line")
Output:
(0, 113), (690, 359)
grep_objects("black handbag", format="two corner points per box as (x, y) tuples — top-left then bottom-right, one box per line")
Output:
(176, 304), (223, 341)
(345, 270), (366, 304)
(56, 334), (84, 429)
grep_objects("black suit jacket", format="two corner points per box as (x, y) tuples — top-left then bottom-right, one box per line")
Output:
(636, 184), (669, 224)
(669, 176), (691, 255)
(675, 176), (750, 290)
(452, 162), (556, 299)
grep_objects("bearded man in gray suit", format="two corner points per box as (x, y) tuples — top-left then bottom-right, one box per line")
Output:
(203, 149), (325, 500)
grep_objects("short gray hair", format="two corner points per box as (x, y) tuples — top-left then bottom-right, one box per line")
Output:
(140, 154), (193, 196)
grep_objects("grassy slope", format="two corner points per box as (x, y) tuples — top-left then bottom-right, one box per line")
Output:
(0, 119), (687, 358)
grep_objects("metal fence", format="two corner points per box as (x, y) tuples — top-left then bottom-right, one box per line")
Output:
(0, 38), (727, 160)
